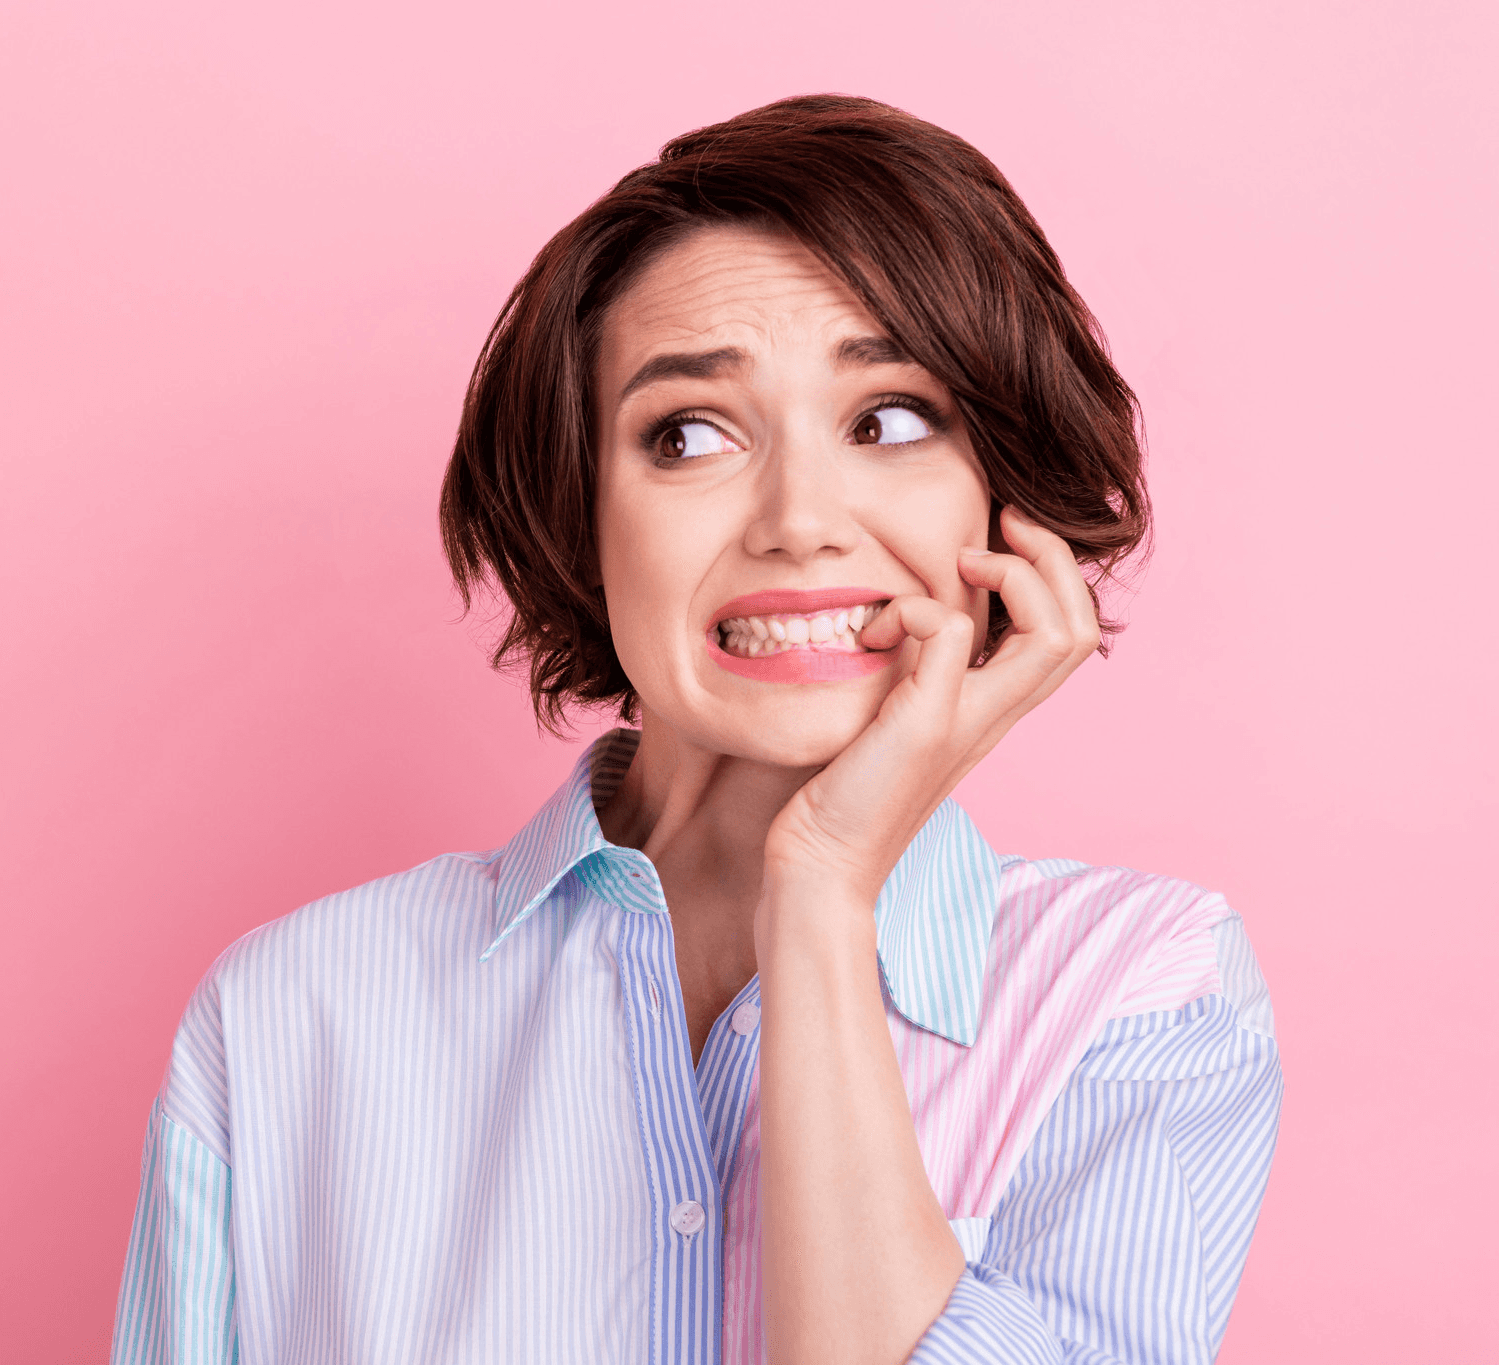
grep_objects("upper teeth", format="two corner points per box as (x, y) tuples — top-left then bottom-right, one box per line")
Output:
(717, 601), (886, 656)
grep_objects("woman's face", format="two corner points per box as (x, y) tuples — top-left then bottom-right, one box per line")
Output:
(594, 226), (992, 769)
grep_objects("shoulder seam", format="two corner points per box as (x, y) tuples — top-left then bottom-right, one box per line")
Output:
(157, 1096), (233, 1169)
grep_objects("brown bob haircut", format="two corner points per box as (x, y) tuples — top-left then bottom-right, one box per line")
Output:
(441, 94), (1149, 732)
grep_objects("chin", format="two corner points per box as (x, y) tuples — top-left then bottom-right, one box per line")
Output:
(695, 680), (889, 770)
(626, 640), (904, 769)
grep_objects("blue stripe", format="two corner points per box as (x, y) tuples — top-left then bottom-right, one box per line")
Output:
(110, 728), (1280, 1364)
(112, 1101), (237, 1364)
(909, 995), (1282, 1362)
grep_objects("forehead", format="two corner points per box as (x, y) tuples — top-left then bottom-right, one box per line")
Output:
(600, 226), (880, 372)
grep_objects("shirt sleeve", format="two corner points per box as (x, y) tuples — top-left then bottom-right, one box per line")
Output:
(110, 1098), (239, 1365)
(910, 918), (1282, 1365)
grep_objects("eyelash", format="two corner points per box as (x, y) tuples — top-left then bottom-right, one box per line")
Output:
(640, 408), (719, 460)
(640, 393), (950, 466)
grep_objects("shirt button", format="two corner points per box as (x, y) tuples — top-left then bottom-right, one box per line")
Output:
(731, 1002), (760, 1035)
(669, 1200), (706, 1236)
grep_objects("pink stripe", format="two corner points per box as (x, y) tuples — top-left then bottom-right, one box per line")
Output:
(722, 1069), (763, 1364)
(718, 865), (1228, 1362)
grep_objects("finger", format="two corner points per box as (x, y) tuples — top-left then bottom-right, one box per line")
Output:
(993, 506), (1101, 654)
(859, 595), (974, 712)
(957, 550), (1077, 706)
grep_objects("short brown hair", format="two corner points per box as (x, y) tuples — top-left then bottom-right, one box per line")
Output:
(441, 94), (1149, 732)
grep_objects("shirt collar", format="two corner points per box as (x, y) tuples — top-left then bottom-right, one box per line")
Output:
(481, 730), (1015, 1047)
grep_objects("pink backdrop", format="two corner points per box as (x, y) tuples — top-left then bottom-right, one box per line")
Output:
(3, 2), (1494, 1359)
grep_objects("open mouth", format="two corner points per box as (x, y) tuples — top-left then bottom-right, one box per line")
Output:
(714, 600), (890, 659)
(705, 587), (900, 684)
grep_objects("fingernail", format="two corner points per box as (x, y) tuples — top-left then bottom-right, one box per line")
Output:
(1008, 506), (1039, 526)
(959, 546), (992, 557)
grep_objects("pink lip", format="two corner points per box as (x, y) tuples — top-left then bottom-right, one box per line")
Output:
(711, 586), (891, 626)
(707, 636), (895, 683)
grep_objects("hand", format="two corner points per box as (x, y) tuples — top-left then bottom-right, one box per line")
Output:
(763, 506), (1101, 905)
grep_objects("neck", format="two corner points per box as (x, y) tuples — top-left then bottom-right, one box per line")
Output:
(597, 707), (816, 871)
(597, 708), (818, 1061)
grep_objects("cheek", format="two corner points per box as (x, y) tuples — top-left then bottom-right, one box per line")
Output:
(869, 462), (991, 652)
(595, 483), (718, 679)
(876, 464), (990, 581)
(599, 503), (667, 630)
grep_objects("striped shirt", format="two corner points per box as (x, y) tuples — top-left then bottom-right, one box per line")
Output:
(112, 728), (1281, 1364)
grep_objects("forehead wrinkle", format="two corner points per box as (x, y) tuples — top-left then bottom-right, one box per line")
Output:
(628, 269), (852, 341)
(602, 228), (883, 405)
(625, 233), (856, 331)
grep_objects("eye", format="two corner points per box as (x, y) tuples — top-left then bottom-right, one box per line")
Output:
(851, 406), (933, 446)
(658, 420), (737, 460)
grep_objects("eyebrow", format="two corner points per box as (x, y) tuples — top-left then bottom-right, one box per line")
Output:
(615, 335), (917, 406)
(834, 335), (913, 369)
(618, 347), (747, 402)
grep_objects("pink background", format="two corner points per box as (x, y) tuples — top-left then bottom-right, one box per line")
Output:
(3, 2), (1494, 1359)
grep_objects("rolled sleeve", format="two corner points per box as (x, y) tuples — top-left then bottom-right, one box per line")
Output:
(110, 1099), (238, 1365)
(912, 1263), (1066, 1364)
(911, 994), (1282, 1364)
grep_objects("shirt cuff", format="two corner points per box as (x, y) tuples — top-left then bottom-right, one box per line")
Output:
(907, 1263), (1066, 1365)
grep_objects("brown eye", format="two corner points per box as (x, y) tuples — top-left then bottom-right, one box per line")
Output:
(653, 419), (737, 461)
(851, 406), (932, 446)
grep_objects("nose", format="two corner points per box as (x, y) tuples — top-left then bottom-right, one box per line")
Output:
(742, 427), (862, 563)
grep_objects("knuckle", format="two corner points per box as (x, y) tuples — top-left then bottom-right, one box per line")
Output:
(1032, 635), (1074, 670)
(939, 613), (976, 643)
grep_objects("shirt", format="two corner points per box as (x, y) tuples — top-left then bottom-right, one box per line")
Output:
(111, 728), (1281, 1364)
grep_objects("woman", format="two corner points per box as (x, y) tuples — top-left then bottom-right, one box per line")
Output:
(112, 96), (1280, 1364)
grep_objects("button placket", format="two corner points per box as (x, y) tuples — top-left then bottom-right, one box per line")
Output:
(614, 908), (722, 1357)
